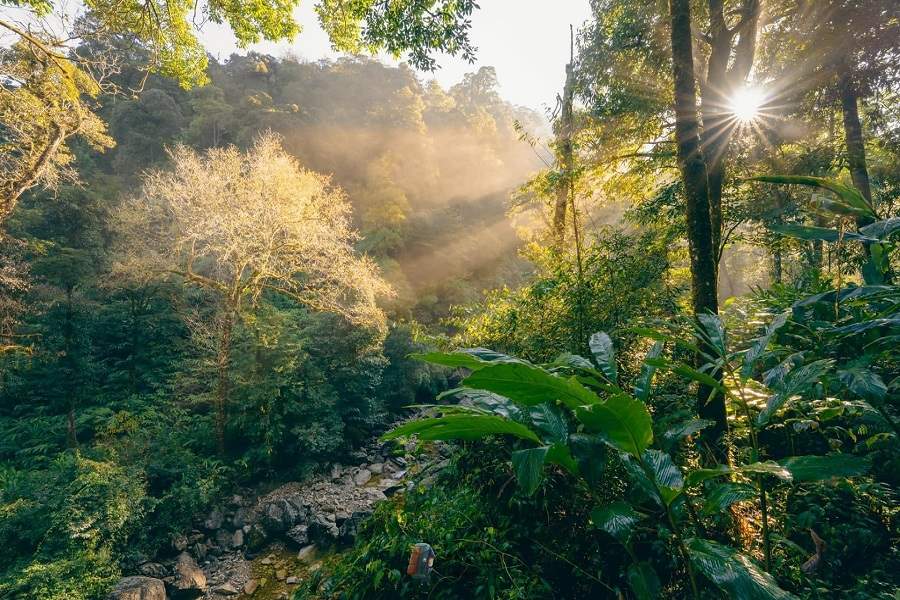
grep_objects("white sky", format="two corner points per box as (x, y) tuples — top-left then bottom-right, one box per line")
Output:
(198, 1), (593, 113)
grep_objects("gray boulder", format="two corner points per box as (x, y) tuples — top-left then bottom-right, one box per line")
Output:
(286, 523), (309, 546)
(339, 510), (372, 544)
(308, 512), (339, 542)
(353, 469), (372, 486)
(106, 576), (166, 600)
(137, 563), (168, 579)
(172, 552), (206, 597)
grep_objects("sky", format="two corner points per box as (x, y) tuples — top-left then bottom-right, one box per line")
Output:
(198, 1), (594, 113)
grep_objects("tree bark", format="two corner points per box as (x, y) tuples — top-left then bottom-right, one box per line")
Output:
(214, 308), (236, 455)
(553, 54), (575, 243)
(1, 124), (68, 223)
(839, 73), (873, 212)
(669, 0), (727, 457)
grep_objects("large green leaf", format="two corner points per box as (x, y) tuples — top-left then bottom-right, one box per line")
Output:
(436, 388), (524, 420)
(551, 352), (595, 370)
(860, 217), (900, 240)
(464, 363), (600, 410)
(545, 443), (580, 476)
(771, 224), (877, 243)
(382, 414), (541, 444)
(687, 461), (792, 486)
(642, 449), (684, 506)
(742, 311), (789, 377)
(758, 359), (833, 426)
(590, 501), (643, 541)
(576, 394), (653, 457)
(661, 419), (715, 451)
(634, 341), (664, 402)
(750, 175), (875, 219)
(568, 433), (607, 486)
(838, 368), (887, 402)
(528, 402), (568, 444)
(627, 562), (661, 600)
(512, 446), (549, 496)
(777, 454), (869, 482)
(645, 357), (725, 391)
(686, 537), (798, 599)
(701, 483), (757, 516)
(411, 351), (491, 371)
(589, 332), (618, 384)
(696, 313), (727, 358)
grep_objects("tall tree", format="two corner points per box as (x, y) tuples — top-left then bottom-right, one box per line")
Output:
(113, 132), (391, 453)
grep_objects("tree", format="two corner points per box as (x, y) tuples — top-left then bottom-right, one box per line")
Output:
(113, 132), (391, 453)
(0, 0), (300, 225)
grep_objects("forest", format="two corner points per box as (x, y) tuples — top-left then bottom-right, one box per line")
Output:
(0, 1), (897, 599)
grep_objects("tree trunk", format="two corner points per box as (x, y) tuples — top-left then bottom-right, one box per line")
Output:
(214, 308), (236, 455)
(839, 73), (873, 212)
(553, 53), (576, 243)
(669, 0), (727, 457)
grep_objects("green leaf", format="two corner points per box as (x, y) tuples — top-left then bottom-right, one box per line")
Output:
(546, 443), (580, 476)
(859, 217), (900, 240)
(777, 455), (869, 482)
(436, 388), (524, 420)
(382, 414), (541, 444)
(528, 403), (568, 444)
(576, 394), (653, 457)
(634, 341), (664, 402)
(589, 332), (618, 384)
(758, 359), (833, 426)
(411, 351), (490, 371)
(661, 419), (715, 451)
(568, 433), (607, 486)
(464, 363), (600, 410)
(551, 352), (595, 370)
(642, 449), (684, 506)
(839, 368), (887, 402)
(770, 224), (877, 243)
(750, 175), (876, 219)
(511, 446), (549, 496)
(742, 311), (789, 377)
(627, 562), (661, 600)
(696, 313), (727, 358)
(645, 357), (725, 391)
(686, 462), (792, 486)
(590, 501), (643, 541)
(701, 483), (757, 516)
(686, 537), (798, 599)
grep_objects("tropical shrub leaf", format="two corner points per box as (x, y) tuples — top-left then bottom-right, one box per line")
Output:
(589, 332), (618, 384)
(750, 175), (875, 219)
(576, 394), (653, 457)
(411, 351), (491, 371)
(838, 368), (887, 402)
(634, 341), (664, 402)
(770, 224), (877, 243)
(464, 363), (600, 410)
(777, 454), (869, 482)
(382, 414), (541, 444)
(528, 402), (568, 444)
(701, 483), (757, 516)
(642, 449), (684, 506)
(661, 419), (715, 451)
(758, 359), (833, 426)
(686, 537), (798, 599)
(511, 446), (549, 496)
(627, 562), (661, 600)
(859, 217), (900, 239)
(590, 501), (643, 541)
(696, 313), (727, 358)
(645, 357), (725, 391)
(742, 311), (789, 377)
(568, 433), (607, 486)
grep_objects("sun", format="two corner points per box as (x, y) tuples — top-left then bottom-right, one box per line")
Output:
(729, 87), (765, 123)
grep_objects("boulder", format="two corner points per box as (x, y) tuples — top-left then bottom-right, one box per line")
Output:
(213, 583), (239, 596)
(339, 510), (372, 544)
(215, 528), (233, 550)
(243, 579), (259, 595)
(203, 508), (224, 531)
(286, 524), (309, 546)
(368, 463), (384, 475)
(297, 544), (317, 562)
(106, 576), (166, 600)
(232, 529), (244, 548)
(172, 552), (206, 597)
(137, 563), (168, 579)
(286, 576), (299, 585)
(308, 512), (339, 542)
(353, 469), (372, 486)
(245, 523), (268, 551)
(261, 502), (286, 532)
(276, 569), (287, 581)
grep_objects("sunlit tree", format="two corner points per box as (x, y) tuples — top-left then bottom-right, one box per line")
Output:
(113, 132), (391, 453)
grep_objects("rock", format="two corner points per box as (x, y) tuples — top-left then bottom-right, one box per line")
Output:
(390, 456), (408, 468)
(245, 523), (268, 551)
(353, 469), (372, 486)
(260, 556), (273, 566)
(335, 510), (350, 523)
(339, 510), (372, 544)
(243, 579), (259, 595)
(229, 494), (244, 507)
(276, 569), (287, 581)
(330, 464), (343, 479)
(286, 576), (299, 585)
(137, 562), (168, 579)
(297, 545), (317, 562)
(383, 483), (404, 497)
(215, 528), (233, 550)
(369, 463), (384, 474)
(172, 534), (188, 552)
(261, 502), (286, 532)
(203, 508), (224, 531)
(231, 528), (244, 548)
(232, 507), (250, 529)
(392, 469), (407, 480)
(213, 583), (238, 596)
(172, 552), (206, 595)
(106, 576), (166, 600)
(308, 512), (339, 542)
(189, 541), (207, 561)
(286, 524), (309, 546)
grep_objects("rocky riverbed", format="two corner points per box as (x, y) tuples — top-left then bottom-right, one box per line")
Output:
(106, 439), (450, 600)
